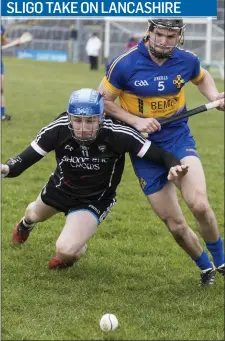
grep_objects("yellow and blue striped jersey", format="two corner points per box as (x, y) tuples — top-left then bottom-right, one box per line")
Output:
(103, 40), (204, 143)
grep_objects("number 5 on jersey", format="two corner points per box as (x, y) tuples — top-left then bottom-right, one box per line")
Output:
(158, 81), (165, 91)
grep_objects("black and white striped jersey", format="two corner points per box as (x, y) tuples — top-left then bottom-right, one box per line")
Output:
(30, 112), (150, 201)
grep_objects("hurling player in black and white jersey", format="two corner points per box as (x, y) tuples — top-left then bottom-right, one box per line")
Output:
(1, 88), (188, 269)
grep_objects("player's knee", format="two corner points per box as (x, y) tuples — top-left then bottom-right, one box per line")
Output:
(165, 217), (188, 238)
(188, 195), (210, 216)
(25, 202), (41, 222)
(56, 239), (82, 261)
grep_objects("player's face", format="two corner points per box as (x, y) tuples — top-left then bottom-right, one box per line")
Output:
(149, 27), (180, 57)
(70, 115), (101, 140)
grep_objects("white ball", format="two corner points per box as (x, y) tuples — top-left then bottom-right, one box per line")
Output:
(100, 313), (118, 332)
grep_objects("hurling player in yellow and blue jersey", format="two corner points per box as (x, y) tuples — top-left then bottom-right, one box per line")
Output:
(98, 18), (225, 286)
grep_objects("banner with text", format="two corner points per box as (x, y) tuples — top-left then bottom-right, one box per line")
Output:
(16, 50), (68, 62)
(1, 0), (217, 17)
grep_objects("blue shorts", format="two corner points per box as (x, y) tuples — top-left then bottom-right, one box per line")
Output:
(130, 131), (199, 195)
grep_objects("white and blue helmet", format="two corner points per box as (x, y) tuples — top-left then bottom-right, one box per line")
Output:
(67, 88), (104, 144)
(68, 88), (104, 118)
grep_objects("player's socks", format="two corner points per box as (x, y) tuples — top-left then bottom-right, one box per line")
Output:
(1, 106), (5, 117)
(21, 218), (36, 230)
(1, 107), (11, 121)
(193, 250), (213, 271)
(205, 237), (225, 268)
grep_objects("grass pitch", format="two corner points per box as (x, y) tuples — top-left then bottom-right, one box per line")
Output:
(1, 58), (224, 340)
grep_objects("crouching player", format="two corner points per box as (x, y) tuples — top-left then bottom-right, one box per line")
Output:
(1, 88), (188, 270)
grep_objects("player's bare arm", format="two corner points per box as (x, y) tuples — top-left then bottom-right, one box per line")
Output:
(98, 81), (161, 134)
(195, 68), (224, 111)
(98, 81), (135, 124)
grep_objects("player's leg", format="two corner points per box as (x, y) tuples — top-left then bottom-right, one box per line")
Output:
(173, 133), (224, 275)
(179, 155), (225, 275)
(49, 196), (116, 269)
(147, 182), (216, 285)
(91, 56), (96, 70)
(50, 210), (97, 268)
(131, 154), (204, 258)
(1, 70), (11, 121)
(131, 154), (215, 285)
(1, 72), (4, 117)
(13, 193), (59, 245)
(89, 56), (93, 70)
(94, 56), (98, 70)
(147, 181), (203, 258)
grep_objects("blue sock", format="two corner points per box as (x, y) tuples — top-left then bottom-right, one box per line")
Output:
(193, 250), (213, 271)
(1, 106), (5, 117)
(206, 237), (225, 267)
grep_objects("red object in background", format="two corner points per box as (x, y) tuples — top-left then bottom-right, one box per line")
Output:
(125, 37), (139, 51)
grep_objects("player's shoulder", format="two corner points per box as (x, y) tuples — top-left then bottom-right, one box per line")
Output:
(102, 115), (141, 135)
(54, 111), (68, 121)
(174, 47), (200, 61)
(107, 45), (139, 72)
(102, 115), (118, 127)
(40, 112), (68, 132)
(48, 112), (67, 125)
(36, 112), (69, 142)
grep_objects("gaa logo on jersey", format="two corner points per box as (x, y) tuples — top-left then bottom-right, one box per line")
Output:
(98, 145), (107, 153)
(134, 80), (149, 86)
(173, 75), (185, 89)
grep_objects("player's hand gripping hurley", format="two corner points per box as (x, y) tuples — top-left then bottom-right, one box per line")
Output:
(142, 99), (222, 137)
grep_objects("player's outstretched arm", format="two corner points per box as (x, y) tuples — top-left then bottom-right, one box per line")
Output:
(103, 117), (184, 172)
(140, 142), (181, 170)
(2, 145), (44, 178)
(196, 69), (224, 111)
(141, 143), (189, 181)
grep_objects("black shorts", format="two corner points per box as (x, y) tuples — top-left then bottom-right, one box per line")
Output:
(40, 180), (117, 224)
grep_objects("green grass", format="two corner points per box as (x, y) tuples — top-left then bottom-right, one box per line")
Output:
(1, 57), (224, 341)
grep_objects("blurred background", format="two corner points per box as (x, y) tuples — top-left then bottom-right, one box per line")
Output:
(1, 1), (224, 79)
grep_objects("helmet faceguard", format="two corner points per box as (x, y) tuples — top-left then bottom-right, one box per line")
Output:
(145, 18), (186, 59)
(67, 88), (104, 145)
